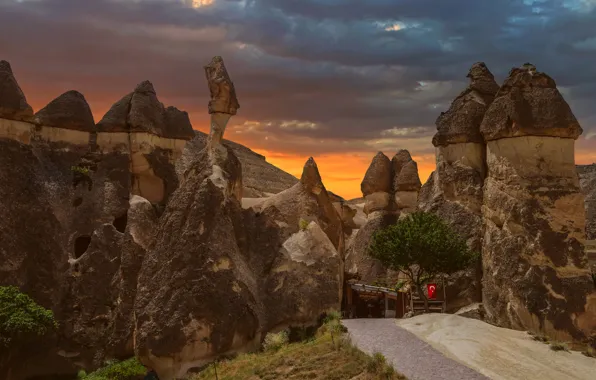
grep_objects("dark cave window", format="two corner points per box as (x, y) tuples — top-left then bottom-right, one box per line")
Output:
(74, 235), (91, 258)
(73, 197), (83, 207)
(112, 213), (128, 233)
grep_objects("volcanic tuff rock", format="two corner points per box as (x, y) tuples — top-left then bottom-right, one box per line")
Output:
(97, 80), (194, 140)
(433, 62), (499, 146)
(204, 56), (240, 148)
(134, 59), (344, 379)
(0, 60), (192, 379)
(578, 164), (596, 240)
(418, 62), (500, 310)
(361, 152), (392, 216)
(0, 60), (33, 121)
(480, 63), (595, 342)
(178, 130), (299, 198)
(33, 90), (95, 132)
(480, 63), (583, 141)
(346, 149), (421, 285)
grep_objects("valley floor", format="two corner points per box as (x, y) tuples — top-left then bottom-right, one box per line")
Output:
(396, 314), (595, 380)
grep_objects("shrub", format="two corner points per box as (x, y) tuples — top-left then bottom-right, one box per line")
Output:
(549, 342), (569, 352)
(582, 347), (596, 358)
(527, 332), (549, 343)
(71, 166), (90, 175)
(79, 358), (146, 380)
(0, 286), (57, 347)
(299, 218), (310, 231)
(263, 330), (289, 352)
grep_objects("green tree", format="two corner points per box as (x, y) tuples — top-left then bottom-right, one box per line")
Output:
(0, 286), (58, 379)
(368, 211), (477, 312)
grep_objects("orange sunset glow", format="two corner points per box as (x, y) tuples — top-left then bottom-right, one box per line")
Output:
(5, 0), (596, 200)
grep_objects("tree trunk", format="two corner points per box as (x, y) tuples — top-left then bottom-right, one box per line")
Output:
(416, 283), (429, 312)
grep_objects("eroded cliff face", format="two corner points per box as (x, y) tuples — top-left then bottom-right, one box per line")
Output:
(0, 60), (194, 378)
(132, 57), (344, 380)
(418, 62), (499, 310)
(578, 164), (596, 241)
(480, 64), (596, 343)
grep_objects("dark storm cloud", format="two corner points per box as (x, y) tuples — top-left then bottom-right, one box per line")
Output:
(1, 0), (596, 153)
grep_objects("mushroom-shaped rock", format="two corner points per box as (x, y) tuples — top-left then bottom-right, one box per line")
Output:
(204, 56), (240, 115)
(361, 152), (392, 196)
(480, 63), (582, 141)
(34, 90), (95, 132)
(301, 157), (324, 195)
(395, 160), (422, 192)
(97, 81), (194, 140)
(391, 150), (421, 192)
(433, 62), (499, 146)
(0, 60), (34, 121)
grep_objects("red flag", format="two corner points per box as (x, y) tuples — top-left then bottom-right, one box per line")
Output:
(427, 283), (437, 299)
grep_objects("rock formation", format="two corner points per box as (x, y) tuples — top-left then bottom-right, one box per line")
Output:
(0, 60), (33, 121)
(361, 152), (392, 216)
(578, 164), (596, 240)
(0, 60), (193, 379)
(179, 130), (299, 198)
(346, 149), (421, 286)
(418, 62), (499, 310)
(134, 57), (343, 379)
(204, 56), (239, 147)
(97, 81), (195, 205)
(392, 150), (422, 213)
(480, 63), (596, 342)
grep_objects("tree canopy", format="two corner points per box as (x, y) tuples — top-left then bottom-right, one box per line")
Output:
(368, 211), (478, 309)
(0, 286), (57, 347)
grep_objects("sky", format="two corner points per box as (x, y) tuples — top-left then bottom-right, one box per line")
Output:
(2, 0), (596, 199)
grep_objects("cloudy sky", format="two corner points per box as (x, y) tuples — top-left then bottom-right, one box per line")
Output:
(2, 0), (596, 198)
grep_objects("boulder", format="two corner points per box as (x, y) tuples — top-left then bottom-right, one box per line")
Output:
(480, 63), (596, 343)
(0, 60), (34, 121)
(33, 90), (95, 132)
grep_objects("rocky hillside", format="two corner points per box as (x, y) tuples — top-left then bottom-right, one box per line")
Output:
(0, 57), (353, 380)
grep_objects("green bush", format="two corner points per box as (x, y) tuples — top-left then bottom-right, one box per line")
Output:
(263, 330), (289, 352)
(549, 342), (569, 352)
(299, 218), (310, 231)
(79, 358), (146, 380)
(71, 166), (90, 175)
(0, 286), (57, 347)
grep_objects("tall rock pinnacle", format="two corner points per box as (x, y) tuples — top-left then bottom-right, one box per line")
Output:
(433, 62), (499, 147)
(204, 56), (239, 147)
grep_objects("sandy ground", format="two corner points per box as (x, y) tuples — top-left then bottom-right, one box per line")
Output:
(396, 314), (595, 380)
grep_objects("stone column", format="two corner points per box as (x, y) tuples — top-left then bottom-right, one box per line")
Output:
(204, 56), (239, 149)
(418, 62), (499, 309)
(480, 63), (596, 342)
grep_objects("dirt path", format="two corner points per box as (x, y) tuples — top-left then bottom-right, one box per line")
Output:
(342, 318), (489, 380)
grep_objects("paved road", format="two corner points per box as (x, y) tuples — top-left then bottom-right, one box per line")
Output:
(342, 319), (489, 380)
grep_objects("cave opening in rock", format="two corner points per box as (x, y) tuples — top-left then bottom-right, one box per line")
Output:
(74, 235), (91, 258)
(73, 197), (83, 207)
(112, 213), (128, 233)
